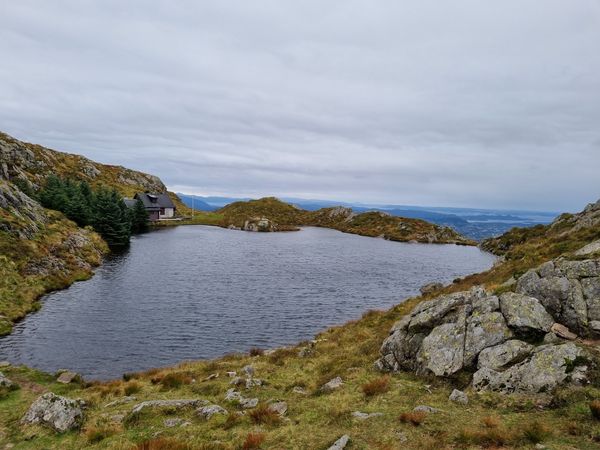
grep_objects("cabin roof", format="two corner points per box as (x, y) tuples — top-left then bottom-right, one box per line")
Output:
(133, 192), (176, 210)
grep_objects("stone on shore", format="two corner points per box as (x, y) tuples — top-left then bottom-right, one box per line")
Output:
(21, 393), (85, 433)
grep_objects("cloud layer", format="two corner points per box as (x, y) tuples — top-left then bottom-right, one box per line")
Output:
(1, 1), (599, 211)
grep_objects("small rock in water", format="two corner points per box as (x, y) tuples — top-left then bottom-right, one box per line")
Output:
(56, 371), (80, 384)
(413, 405), (440, 413)
(449, 389), (469, 405)
(321, 377), (343, 393)
(327, 434), (350, 450)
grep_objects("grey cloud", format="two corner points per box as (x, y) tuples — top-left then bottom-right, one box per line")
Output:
(1, 0), (599, 211)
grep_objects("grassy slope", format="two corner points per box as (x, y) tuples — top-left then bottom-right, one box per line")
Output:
(2, 204), (600, 448)
(217, 198), (475, 245)
(0, 184), (107, 335)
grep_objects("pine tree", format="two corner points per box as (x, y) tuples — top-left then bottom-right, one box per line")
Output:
(39, 175), (66, 210)
(92, 189), (131, 249)
(131, 198), (149, 233)
(63, 180), (91, 226)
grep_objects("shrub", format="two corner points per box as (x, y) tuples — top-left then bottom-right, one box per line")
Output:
(565, 421), (586, 436)
(249, 347), (264, 357)
(481, 415), (500, 428)
(156, 372), (192, 389)
(398, 411), (427, 426)
(242, 432), (266, 449)
(136, 437), (193, 450)
(590, 400), (600, 420)
(520, 421), (551, 444)
(455, 427), (512, 447)
(361, 375), (390, 397)
(268, 347), (296, 366)
(84, 425), (118, 443)
(249, 404), (281, 426)
(124, 381), (142, 396)
(222, 412), (241, 430)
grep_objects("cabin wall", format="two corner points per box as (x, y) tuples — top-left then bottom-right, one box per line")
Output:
(159, 207), (175, 219)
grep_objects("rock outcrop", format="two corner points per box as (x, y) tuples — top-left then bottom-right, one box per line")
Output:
(0, 132), (166, 194)
(377, 258), (600, 393)
(21, 393), (86, 432)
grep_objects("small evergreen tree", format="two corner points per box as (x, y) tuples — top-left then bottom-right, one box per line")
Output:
(91, 188), (131, 249)
(131, 198), (149, 233)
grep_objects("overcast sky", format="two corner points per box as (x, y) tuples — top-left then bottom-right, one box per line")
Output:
(1, 1), (599, 211)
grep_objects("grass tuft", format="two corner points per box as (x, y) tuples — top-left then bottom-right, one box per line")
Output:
(242, 432), (266, 449)
(248, 404), (281, 426)
(124, 380), (142, 396)
(361, 375), (390, 397)
(135, 437), (193, 450)
(590, 400), (600, 420)
(398, 411), (427, 426)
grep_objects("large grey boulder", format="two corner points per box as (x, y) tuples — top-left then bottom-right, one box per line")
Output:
(416, 321), (466, 377)
(473, 343), (585, 393)
(21, 393), (86, 433)
(515, 259), (600, 336)
(477, 340), (533, 370)
(499, 293), (554, 336)
(464, 311), (513, 366)
(378, 288), (508, 376)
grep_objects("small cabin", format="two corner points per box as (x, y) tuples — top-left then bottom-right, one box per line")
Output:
(127, 192), (176, 221)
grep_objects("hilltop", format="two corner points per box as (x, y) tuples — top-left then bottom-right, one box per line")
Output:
(217, 198), (474, 245)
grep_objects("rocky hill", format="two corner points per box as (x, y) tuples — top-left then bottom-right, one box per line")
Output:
(0, 132), (188, 213)
(218, 198), (474, 245)
(0, 132), (189, 335)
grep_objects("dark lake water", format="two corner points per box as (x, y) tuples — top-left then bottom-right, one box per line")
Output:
(0, 226), (495, 379)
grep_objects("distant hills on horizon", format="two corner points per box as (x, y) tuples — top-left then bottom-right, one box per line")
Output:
(176, 193), (558, 240)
